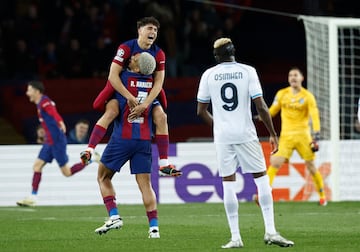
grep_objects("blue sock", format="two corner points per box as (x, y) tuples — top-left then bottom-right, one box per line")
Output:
(109, 208), (119, 217)
(149, 218), (158, 227)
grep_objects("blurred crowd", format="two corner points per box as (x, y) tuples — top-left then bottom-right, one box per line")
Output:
(0, 0), (246, 80)
(0, 0), (357, 80)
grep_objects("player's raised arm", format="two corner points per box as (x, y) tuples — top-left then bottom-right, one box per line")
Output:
(108, 62), (138, 108)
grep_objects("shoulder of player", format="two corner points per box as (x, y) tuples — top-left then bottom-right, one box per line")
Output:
(236, 61), (254, 69)
(149, 44), (165, 59)
(39, 96), (55, 108)
(300, 87), (316, 96)
(231, 62), (258, 76)
(276, 87), (290, 98)
(39, 95), (51, 103)
(120, 39), (136, 47)
(202, 65), (219, 77)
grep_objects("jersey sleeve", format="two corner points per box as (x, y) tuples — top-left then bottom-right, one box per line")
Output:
(41, 99), (63, 124)
(197, 69), (211, 103)
(269, 90), (282, 117)
(308, 92), (321, 132)
(113, 43), (131, 67)
(248, 67), (263, 99)
(155, 49), (166, 72)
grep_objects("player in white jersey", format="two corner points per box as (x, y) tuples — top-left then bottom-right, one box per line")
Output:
(197, 38), (294, 249)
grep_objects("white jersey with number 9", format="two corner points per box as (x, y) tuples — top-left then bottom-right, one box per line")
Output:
(197, 62), (263, 144)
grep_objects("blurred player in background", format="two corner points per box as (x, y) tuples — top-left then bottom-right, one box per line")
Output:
(81, 16), (181, 177)
(67, 118), (90, 144)
(197, 38), (294, 248)
(36, 124), (45, 144)
(94, 52), (160, 238)
(17, 81), (98, 207)
(265, 67), (326, 206)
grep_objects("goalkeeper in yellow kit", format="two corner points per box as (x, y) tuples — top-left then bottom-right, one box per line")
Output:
(267, 67), (327, 206)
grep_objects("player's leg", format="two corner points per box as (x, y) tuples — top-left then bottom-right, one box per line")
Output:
(306, 160), (327, 205)
(267, 135), (293, 186)
(152, 105), (182, 177)
(253, 174), (294, 247)
(237, 141), (293, 247)
(80, 99), (119, 164)
(136, 173), (160, 238)
(16, 158), (46, 207)
(215, 144), (243, 248)
(267, 155), (287, 186)
(92, 80), (115, 111)
(51, 140), (91, 177)
(253, 173), (294, 247)
(299, 135), (327, 206)
(222, 174), (244, 248)
(95, 162), (122, 234)
(60, 160), (91, 177)
(253, 141), (286, 207)
(253, 154), (286, 206)
(130, 139), (160, 238)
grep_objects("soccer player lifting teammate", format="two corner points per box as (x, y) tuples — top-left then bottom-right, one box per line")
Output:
(264, 67), (327, 206)
(197, 38), (294, 248)
(94, 52), (160, 238)
(80, 16), (181, 177)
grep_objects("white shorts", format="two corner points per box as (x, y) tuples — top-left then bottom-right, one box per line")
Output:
(215, 140), (267, 177)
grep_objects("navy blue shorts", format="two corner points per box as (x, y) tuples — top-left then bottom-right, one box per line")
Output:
(101, 139), (152, 174)
(38, 141), (69, 167)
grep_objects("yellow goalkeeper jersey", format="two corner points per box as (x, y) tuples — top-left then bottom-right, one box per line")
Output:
(269, 86), (320, 136)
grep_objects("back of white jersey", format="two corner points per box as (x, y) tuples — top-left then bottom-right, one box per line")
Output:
(197, 62), (263, 144)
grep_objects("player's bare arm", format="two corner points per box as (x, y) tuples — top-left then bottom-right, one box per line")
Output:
(59, 121), (66, 134)
(128, 69), (164, 119)
(108, 62), (138, 108)
(196, 102), (213, 127)
(253, 97), (278, 153)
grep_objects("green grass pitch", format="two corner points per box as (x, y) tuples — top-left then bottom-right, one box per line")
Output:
(1, 202), (359, 252)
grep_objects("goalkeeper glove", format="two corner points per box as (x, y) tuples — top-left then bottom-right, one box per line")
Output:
(310, 132), (320, 152)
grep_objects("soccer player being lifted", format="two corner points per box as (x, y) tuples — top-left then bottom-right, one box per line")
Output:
(80, 16), (181, 177)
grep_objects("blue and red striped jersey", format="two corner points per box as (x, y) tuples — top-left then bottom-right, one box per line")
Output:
(37, 95), (66, 145)
(111, 70), (154, 140)
(113, 39), (165, 72)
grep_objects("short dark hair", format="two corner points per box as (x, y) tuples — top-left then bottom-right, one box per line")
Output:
(76, 118), (90, 125)
(289, 66), (304, 75)
(28, 81), (45, 93)
(137, 16), (160, 30)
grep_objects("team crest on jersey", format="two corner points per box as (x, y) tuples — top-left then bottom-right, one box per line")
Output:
(299, 98), (304, 104)
(115, 48), (125, 62)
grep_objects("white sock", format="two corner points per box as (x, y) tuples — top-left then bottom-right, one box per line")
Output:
(29, 194), (37, 201)
(254, 175), (276, 234)
(110, 214), (120, 220)
(149, 226), (159, 231)
(223, 181), (241, 241)
(86, 147), (94, 154)
(158, 159), (169, 167)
